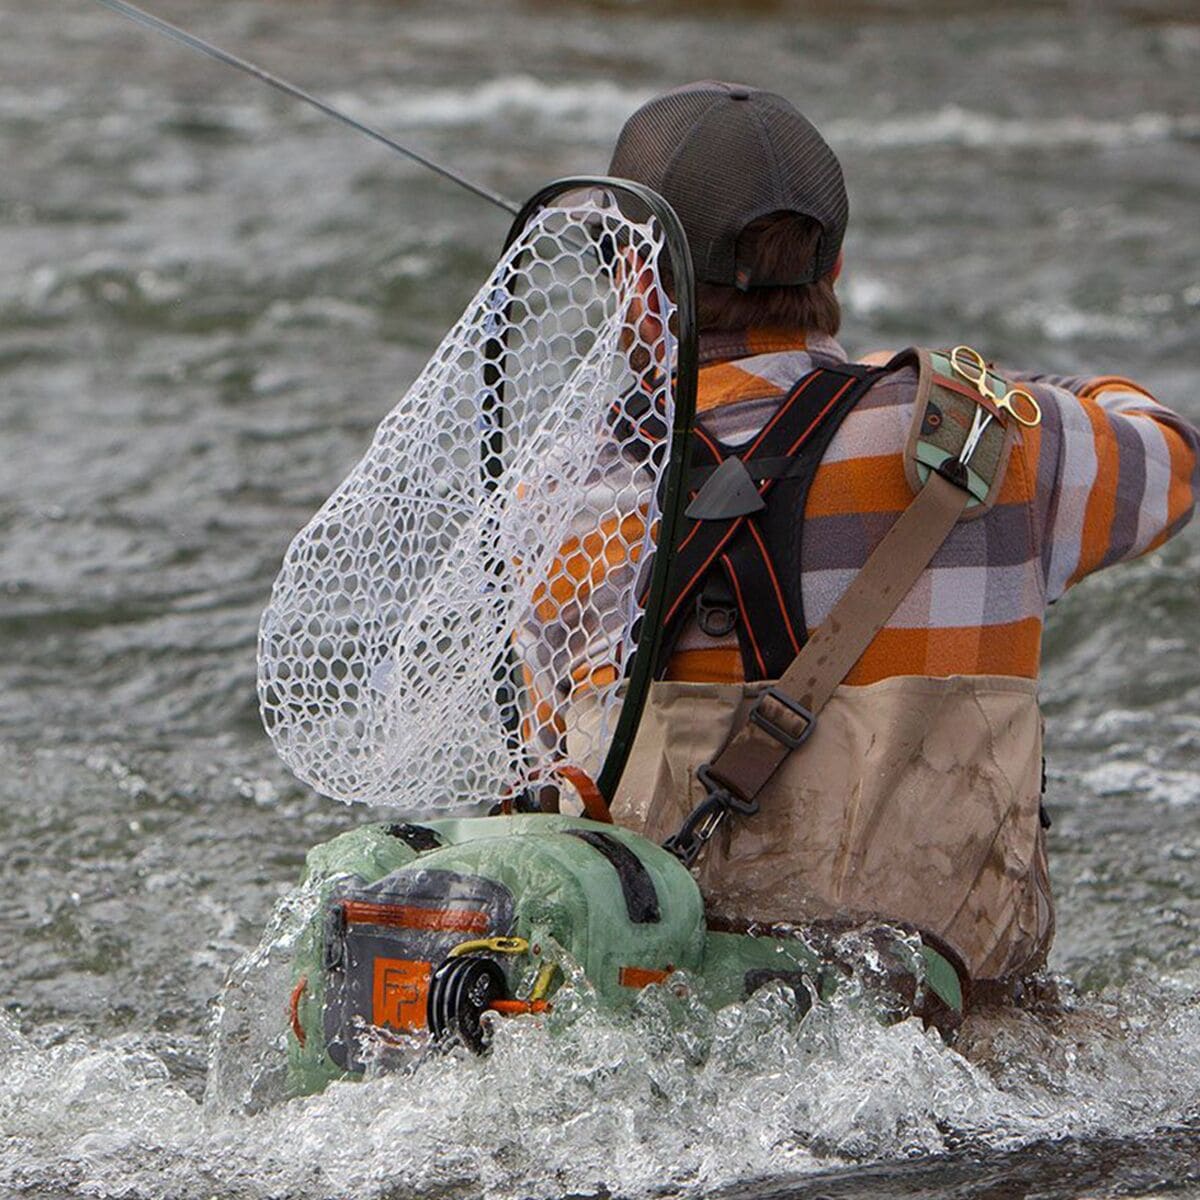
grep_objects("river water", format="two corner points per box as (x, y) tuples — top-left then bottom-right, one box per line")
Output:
(1, 1), (1197, 1197)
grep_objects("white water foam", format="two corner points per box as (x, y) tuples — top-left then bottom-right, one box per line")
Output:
(825, 106), (1200, 151)
(305, 86), (1200, 153)
(327, 75), (654, 139)
(2, 919), (1197, 1200)
(1080, 759), (1200, 808)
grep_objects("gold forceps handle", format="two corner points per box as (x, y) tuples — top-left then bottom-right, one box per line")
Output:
(996, 386), (1041, 427)
(949, 344), (993, 397)
(949, 345), (1041, 426)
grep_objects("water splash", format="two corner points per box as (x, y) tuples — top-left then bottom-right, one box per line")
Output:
(3, 908), (1197, 1200)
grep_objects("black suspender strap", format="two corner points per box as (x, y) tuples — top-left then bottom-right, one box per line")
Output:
(658, 363), (882, 680)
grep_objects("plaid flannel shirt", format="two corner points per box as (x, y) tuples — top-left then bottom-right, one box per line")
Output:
(660, 329), (1200, 685)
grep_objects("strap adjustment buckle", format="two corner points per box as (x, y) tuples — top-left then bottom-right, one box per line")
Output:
(749, 687), (816, 751)
(662, 763), (758, 867)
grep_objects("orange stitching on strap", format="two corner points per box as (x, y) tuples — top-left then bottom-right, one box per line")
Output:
(743, 370), (823, 457)
(783, 377), (855, 455)
(746, 519), (800, 653)
(721, 554), (766, 678)
(663, 520), (745, 626)
(660, 426), (726, 574)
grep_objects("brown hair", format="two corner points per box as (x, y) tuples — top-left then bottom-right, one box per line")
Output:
(695, 212), (841, 336)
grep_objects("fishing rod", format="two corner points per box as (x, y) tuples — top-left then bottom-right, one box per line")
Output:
(89, 0), (521, 216)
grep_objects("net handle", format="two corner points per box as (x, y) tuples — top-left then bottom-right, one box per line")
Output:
(502, 178), (699, 803)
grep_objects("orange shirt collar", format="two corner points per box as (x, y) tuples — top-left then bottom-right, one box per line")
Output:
(697, 327), (810, 365)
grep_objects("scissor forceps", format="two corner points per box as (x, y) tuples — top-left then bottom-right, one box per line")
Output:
(947, 344), (1042, 467)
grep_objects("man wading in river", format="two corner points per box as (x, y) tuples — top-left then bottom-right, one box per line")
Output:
(568, 81), (1200, 1010)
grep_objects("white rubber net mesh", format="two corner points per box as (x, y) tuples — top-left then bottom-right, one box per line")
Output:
(258, 191), (678, 810)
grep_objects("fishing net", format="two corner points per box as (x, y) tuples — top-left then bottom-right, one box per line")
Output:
(258, 190), (679, 811)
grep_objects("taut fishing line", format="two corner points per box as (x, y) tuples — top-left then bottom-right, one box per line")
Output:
(89, 0), (521, 215)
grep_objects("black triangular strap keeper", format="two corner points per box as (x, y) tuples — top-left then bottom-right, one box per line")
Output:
(684, 456), (767, 520)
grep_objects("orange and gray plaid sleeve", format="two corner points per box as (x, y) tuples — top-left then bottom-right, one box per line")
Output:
(1027, 374), (1200, 602)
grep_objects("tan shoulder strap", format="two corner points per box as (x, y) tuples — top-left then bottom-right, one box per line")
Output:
(664, 461), (971, 865)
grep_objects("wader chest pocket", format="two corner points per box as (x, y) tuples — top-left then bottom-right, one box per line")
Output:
(322, 868), (515, 1071)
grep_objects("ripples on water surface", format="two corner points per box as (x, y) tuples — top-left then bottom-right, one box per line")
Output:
(1, 1), (1197, 1196)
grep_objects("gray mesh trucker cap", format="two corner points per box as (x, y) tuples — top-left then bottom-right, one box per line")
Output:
(609, 81), (848, 288)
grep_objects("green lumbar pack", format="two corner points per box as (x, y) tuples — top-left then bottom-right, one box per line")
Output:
(285, 814), (962, 1098)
